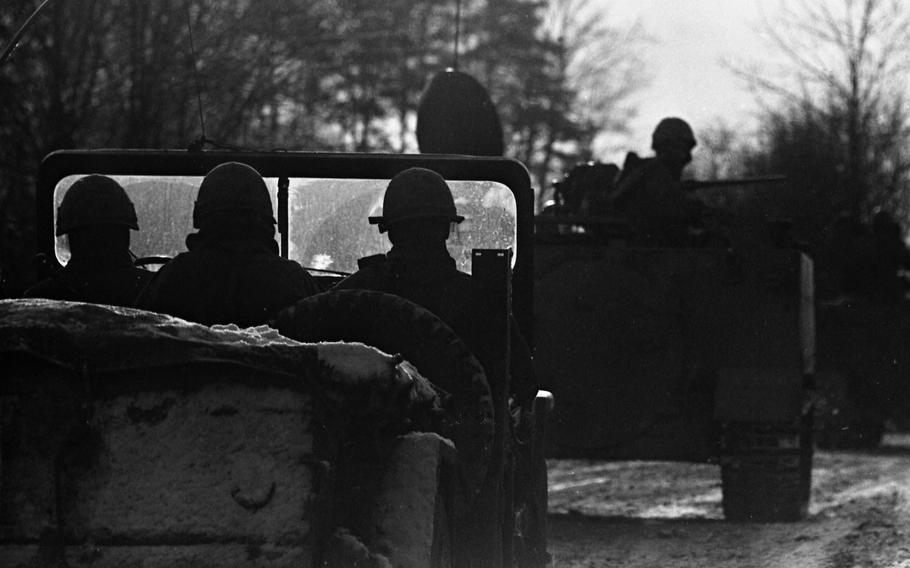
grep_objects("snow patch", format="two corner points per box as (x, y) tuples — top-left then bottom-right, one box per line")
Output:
(315, 342), (401, 385)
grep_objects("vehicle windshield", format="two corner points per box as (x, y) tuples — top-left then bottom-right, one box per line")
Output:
(53, 174), (517, 274)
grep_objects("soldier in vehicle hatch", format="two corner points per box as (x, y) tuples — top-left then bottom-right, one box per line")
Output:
(24, 175), (153, 306)
(136, 162), (319, 326)
(332, 167), (537, 410)
(611, 117), (706, 244)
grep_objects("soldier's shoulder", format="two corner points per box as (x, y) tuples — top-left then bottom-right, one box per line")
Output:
(616, 155), (655, 183)
(453, 268), (472, 284)
(150, 251), (193, 276)
(333, 257), (391, 291)
(258, 256), (320, 286)
(631, 157), (661, 176)
(437, 267), (473, 297)
(357, 253), (388, 270)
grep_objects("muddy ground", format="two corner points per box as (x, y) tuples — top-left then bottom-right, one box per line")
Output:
(547, 434), (910, 567)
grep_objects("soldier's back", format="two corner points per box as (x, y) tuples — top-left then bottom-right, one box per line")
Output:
(138, 245), (319, 327)
(335, 253), (473, 341)
(613, 157), (703, 244)
(24, 261), (153, 308)
(335, 251), (536, 407)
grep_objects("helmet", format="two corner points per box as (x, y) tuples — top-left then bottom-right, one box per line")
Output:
(416, 68), (504, 156)
(368, 167), (464, 233)
(193, 162), (275, 228)
(56, 175), (139, 236)
(651, 117), (696, 150)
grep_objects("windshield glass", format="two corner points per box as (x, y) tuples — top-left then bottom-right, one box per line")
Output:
(53, 174), (517, 274)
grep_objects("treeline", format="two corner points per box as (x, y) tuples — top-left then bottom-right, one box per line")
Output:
(0, 0), (645, 293)
(694, 0), (910, 246)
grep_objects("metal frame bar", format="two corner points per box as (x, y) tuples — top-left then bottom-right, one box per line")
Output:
(36, 149), (536, 344)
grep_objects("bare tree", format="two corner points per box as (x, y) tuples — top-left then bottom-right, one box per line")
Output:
(543, 0), (648, 142)
(0, 0), (331, 292)
(515, 0), (650, 202)
(691, 120), (747, 180)
(729, 0), (910, 220)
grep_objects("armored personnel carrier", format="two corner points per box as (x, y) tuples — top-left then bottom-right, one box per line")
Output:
(535, 163), (815, 522)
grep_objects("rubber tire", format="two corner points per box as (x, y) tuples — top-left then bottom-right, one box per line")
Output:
(271, 289), (495, 498)
(720, 412), (813, 522)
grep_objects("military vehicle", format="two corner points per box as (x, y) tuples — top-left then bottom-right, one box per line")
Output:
(814, 301), (910, 448)
(1, 150), (551, 567)
(535, 162), (815, 522)
(813, 239), (910, 449)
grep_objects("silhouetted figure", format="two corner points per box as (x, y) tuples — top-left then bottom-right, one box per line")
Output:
(136, 162), (319, 326)
(24, 175), (152, 306)
(612, 117), (705, 244)
(333, 167), (536, 409)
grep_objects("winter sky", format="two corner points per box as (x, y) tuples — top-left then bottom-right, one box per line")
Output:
(602, 0), (770, 158)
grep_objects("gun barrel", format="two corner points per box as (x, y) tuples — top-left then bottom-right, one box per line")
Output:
(683, 175), (787, 191)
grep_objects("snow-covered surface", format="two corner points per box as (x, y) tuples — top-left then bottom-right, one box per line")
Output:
(0, 299), (315, 376)
(548, 436), (910, 567)
(1, 298), (440, 424)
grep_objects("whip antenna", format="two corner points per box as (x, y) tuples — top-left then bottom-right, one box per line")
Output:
(1, 0), (55, 67)
(453, 0), (461, 70)
(185, 0), (207, 148)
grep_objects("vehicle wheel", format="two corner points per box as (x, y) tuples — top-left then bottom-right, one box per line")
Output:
(720, 412), (813, 522)
(271, 289), (495, 500)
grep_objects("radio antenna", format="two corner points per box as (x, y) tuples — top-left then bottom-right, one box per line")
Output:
(184, 0), (208, 149)
(0, 0), (56, 67)
(452, 0), (461, 70)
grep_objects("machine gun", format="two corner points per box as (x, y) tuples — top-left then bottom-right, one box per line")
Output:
(682, 175), (787, 192)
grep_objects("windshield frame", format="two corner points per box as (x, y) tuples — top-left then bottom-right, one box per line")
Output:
(37, 149), (535, 340)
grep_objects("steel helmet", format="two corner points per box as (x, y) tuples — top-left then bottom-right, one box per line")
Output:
(651, 117), (696, 150)
(368, 167), (465, 233)
(193, 162), (275, 228)
(416, 68), (504, 156)
(56, 175), (139, 236)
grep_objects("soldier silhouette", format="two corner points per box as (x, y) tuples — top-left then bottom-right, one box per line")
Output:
(612, 117), (706, 244)
(136, 162), (319, 326)
(333, 167), (536, 410)
(24, 175), (152, 306)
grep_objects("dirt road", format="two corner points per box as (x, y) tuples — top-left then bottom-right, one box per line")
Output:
(547, 434), (910, 567)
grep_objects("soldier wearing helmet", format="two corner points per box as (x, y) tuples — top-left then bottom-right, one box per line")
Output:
(136, 162), (319, 326)
(24, 175), (153, 306)
(611, 117), (706, 244)
(334, 167), (537, 409)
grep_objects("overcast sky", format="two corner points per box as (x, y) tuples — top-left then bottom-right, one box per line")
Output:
(599, 0), (767, 159)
